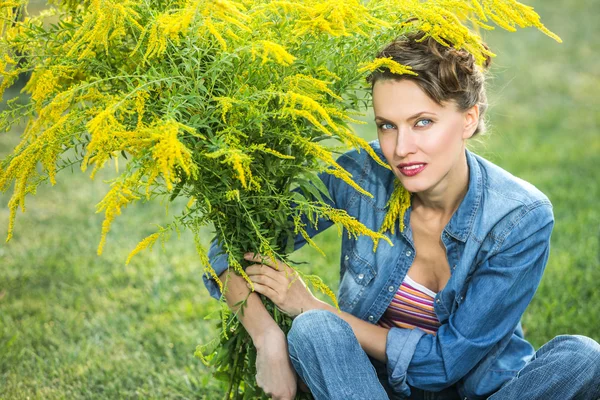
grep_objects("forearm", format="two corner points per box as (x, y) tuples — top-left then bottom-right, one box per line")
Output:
(310, 299), (389, 362)
(219, 269), (280, 342)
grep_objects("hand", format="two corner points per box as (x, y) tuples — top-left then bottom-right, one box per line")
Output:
(244, 252), (318, 317)
(254, 325), (298, 400)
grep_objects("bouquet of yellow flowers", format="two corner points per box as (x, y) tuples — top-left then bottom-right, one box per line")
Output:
(0, 0), (558, 398)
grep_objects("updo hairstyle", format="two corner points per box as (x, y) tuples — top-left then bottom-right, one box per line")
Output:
(367, 31), (492, 136)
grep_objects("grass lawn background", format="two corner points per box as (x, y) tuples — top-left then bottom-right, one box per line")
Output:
(1, 0), (599, 398)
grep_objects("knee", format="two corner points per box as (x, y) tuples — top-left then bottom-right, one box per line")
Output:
(549, 335), (600, 380)
(287, 309), (353, 353)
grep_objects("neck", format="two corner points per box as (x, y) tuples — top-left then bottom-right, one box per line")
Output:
(413, 151), (470, 219)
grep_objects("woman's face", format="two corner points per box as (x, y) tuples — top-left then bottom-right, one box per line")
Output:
(372, 79), (478, 195)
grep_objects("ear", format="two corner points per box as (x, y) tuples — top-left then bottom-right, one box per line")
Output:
(462, 104), (479, 139)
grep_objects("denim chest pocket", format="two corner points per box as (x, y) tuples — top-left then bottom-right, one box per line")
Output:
(343, 248), (376, 285)
(338, 248), (377, 310)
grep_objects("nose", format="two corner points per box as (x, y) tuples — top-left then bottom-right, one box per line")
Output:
(395, 128), (417, 159)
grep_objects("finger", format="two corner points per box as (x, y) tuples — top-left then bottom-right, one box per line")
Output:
(247, 264), (288, 283)
(250, 273), (282, 290)
(249, 281), (279, 300)
(246, 264), (280, 278)
(246, 264), (270, 275)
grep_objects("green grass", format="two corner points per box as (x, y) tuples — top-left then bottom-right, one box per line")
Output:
(1, 0), (599, 397)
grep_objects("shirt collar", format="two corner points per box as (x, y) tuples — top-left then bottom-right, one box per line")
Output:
(443, 149), (482, 242)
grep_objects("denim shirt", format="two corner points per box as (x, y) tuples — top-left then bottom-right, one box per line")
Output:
(203, 141), (554, 400)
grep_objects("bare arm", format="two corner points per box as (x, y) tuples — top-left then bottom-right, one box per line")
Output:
(244, 254), (389, 362)
(218, 269), (297, 400)
(311, 300), (389, 361)
(219, 268), (280, 338)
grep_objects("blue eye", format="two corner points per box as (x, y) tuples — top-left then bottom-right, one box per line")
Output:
(378, 122), (395, 130)
(415, 119), (432, 127)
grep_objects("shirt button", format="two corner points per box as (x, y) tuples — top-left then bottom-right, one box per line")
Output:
(436, 298), (441, 304)
(388, 285), (394, 292)
(405, 250), (412, 257)
(344, 255), (349, 261)
(368, 315), (374, 321)
(357, 273), (364, 280)
(452, 265), (457, 270)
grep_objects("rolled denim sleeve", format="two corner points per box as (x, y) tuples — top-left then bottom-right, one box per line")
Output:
(201, 149), (367, 300)
(201, 240), (230, 300)
(386, 327), (427, 396)
(385, 201), (554, 393)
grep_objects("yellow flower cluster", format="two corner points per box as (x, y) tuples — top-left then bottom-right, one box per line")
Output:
(374, 179), (411, 250)
(65, 0), (143, 59)
(199, 0), (251, 51)
(303, 273), (339, 309)
(479, 0), (562, 42)
(296, 137), (373, 199)
(284, 73), (343, 102)
(205, 146), (253, 189)
(144, 120), (199, 192)
(213, 96), (240, 123)
(358, 57), (418, 77)
(126, 232), (160, 265)
(81, 102), (128, 179)
(0, 52), (18, 99)
(0, 94), (79, 241)
(293, 214), (325, 257)
(95, 173), (142, 255)
(321, 205), (392, 247)
(291, 0), (388, 37)
(280, 91), (339, 135)
(142, 1), (197, 60)
(251, 40), (296, 66)
(249, 144), (295, 160)
(195, 234), (222, 294)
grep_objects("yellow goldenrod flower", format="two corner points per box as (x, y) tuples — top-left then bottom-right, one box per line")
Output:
(320, 205), (392, 247)
(143, 2), (197, 60)
(374, 179), (411, 250)
(82, 103), (127, 179)
(252, 40), (296, 66)
(303, 273), (339, 309)
(205, 146), (253, 189)
(96, 173), (142, 255)
(225, 189), (241, 201)
(65, 0), (143, 58)
(358, 57), (418, 76)
(126, 232), (161, 265)
(144, 119), (199, 192)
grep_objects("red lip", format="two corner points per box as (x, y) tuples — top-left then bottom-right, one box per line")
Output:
(397, 162), (427, 177)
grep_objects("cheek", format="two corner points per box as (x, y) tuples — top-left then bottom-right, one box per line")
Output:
(378, 134), (395, 161)
(421, 124), (464, 156)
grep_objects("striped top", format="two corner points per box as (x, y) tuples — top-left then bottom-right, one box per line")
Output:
(378, 274), (441, 335)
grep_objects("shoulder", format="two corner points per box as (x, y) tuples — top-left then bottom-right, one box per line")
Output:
(473, 151), (551, 210)
(470, 152), (554, 247)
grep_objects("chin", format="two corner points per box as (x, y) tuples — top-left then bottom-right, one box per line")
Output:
(395, 176), (429, 194)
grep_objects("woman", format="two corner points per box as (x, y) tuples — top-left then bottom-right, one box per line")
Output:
(203, 32), (600, 400)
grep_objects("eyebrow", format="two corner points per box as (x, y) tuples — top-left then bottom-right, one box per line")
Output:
(374, 111), (437, 122)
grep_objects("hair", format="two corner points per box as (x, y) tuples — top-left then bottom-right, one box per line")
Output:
(366, 31), (492, 136)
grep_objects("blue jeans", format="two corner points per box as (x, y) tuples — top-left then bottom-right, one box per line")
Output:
(287, 310), (600, 400)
